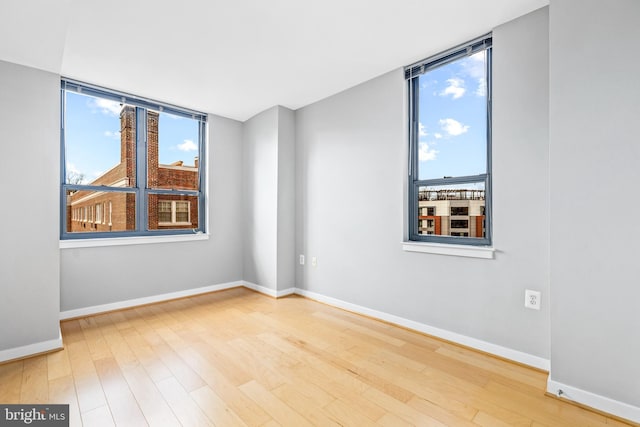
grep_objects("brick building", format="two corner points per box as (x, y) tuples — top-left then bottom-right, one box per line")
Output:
(67, 106), (199, 233)
(417, 188), (485, 238)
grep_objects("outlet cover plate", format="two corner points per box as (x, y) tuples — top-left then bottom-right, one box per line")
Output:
(525, 289), (541, 310)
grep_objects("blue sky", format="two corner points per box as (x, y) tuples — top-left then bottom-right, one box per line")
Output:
(64, 91), (199, 184)
(417, 50), (488, 182)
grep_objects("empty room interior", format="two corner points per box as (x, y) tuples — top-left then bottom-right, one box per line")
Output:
(1, 0), (639, 425)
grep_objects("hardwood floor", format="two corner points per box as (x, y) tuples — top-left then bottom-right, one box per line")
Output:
(0, 287), (635, 426)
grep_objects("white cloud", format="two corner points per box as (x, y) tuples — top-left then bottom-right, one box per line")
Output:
(418, 122), (427, 137)
(177, 139), (198, 152)
(464, 52), (486, 79)
(440, 77), (466, 99)
(475, 77), (487, 97)
(90, 98), (122, 116)
(434, 133), (443, 139)
(418, 142), (437, 161)
(420, 79), (438, 90)
(67, 162), (81, 174)
(104, 130), (120, 139)
(439, 118), (469, 136)
(460, 51), (488, 97)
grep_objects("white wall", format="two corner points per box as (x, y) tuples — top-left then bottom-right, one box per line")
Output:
(295, 7), (550, 360)
(60, 114), (244, 310)
(549, 0), (640, 412)
(0, 60), (61, 352)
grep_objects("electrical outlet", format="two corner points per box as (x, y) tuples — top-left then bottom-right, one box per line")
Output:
(311, 257), (317, 267)
(525, 289), (541, 310)
(299, 254), (305, 265)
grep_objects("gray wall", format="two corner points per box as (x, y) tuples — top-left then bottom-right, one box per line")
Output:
(243, 107), (279, 289)
(276, 107), (296, 291)
(60, 114), (244, 310)
(243, 106), (296, 291)
(0, 60), (61, 349)
(549, 0), (640, 407)
(295, 7), (550, 359)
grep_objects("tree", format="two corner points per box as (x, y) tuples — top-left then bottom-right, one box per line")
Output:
(66, 171), (86, 185)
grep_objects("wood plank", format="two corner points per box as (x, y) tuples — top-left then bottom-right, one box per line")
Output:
(156, 376), (213, 426)
(48, 374), (82, 427)
(190, 385), (249, 427)
(239, 380), (313, 427)
(81, 405), (115, 427)
(120, 364), (181, 427)
(47, 348), (72, 381)
(20, 356), (48, 403)
(178, 346), (272, 427)
(93, 357), (148, 427)
(271, 383), (340, 426)
(0, 360), (23, 403)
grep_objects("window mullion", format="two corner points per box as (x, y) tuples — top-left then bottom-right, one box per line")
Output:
(136, 107), (147, 233)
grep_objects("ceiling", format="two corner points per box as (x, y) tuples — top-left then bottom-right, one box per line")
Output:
(0, 0), (548, 121)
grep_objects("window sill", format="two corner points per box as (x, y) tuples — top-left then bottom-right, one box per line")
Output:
(402, 241), (494, 259)
(60, 233), (209, 249)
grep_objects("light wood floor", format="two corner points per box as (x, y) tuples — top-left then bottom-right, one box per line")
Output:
(0, 287), (635, 427)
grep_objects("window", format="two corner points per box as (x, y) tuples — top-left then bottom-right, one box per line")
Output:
(157, 200), (192, 225)
(406, 34), (492, 246)
(450, 206), (469, 216)
(60, 79), (207, 239)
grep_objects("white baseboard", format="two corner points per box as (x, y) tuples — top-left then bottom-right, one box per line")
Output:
(547, 379), (640, 424)
(294, 288), (550, 371)
(59, 280), (244, 320)
(0, 327), (63, 363)
(243, 281), (296, 298)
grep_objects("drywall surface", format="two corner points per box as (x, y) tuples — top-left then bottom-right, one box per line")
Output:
(295, 7), (550, 359)
(0, 60), (61, 349)
(549, 0), (640, 407)
(276, 106), (296, 291)
(60, 114), (244, 310)
(243, 105), (296, 292)
(243, 107), (279, 289)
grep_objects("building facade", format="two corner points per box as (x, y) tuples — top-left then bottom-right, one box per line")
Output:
(417, 188), (485, 238)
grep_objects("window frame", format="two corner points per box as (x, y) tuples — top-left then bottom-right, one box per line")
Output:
(60, 79), (207, 240)
(406, 34), (493, 246)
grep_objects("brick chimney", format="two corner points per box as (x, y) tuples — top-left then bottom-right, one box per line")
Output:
(120, 106), (136, 186)
(147, 110), (159, 188)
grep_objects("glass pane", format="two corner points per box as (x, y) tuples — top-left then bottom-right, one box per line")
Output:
(417, 50), (488, 180)
(148, 111), (200, 190)
(148, 194), (198, 230)
(65, 189), (136, 233)
(64, 91), (136, 187)
(417, 182), (485, 239)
